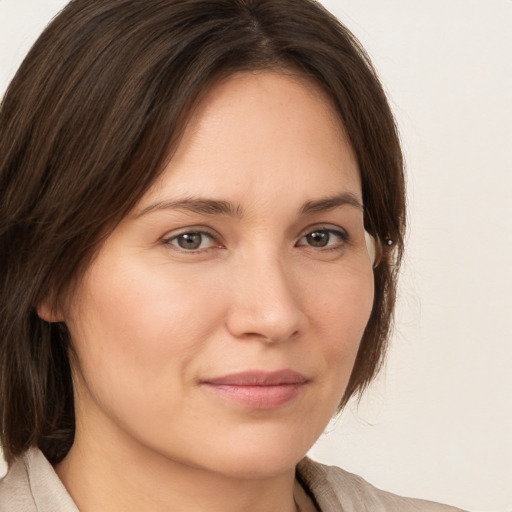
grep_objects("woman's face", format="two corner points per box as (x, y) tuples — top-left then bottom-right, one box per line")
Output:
(60, 72), (374, 478)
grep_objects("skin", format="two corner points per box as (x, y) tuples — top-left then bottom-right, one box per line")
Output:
(41, 71), (375, 512)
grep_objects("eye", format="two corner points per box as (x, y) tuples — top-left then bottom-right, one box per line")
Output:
(296, 228), (348, 249)
(163, 231), (218, 251)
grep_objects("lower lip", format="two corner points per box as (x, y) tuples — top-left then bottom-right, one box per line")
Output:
(202, 383), (306, 409)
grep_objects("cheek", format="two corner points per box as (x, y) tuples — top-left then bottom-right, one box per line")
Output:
(306, 260), (374, 340)
(304, 263), (374, 383)
(66, 255), (225, 407)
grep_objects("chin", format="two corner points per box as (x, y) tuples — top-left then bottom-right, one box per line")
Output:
(206, 449), (305, 480)
(193, 430), (315, 479)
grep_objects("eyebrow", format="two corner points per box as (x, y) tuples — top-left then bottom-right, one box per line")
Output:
(300, 192), (363, 215)
(136, 192), (363, 219)
(136, 197), (243, 218)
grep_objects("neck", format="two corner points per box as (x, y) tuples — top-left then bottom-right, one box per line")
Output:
(56, 427), (300, 512)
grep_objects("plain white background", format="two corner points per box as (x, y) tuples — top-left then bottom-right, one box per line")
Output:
(1, 1), (511, 511)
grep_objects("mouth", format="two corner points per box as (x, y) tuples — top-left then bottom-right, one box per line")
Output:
(200, 370), (309, 409)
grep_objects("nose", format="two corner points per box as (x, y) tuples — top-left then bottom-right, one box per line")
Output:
(225, 253), (306, 344)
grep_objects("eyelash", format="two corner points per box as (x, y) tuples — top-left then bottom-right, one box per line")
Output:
(161, 226), (349, 254)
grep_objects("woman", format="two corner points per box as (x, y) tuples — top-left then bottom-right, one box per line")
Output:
(0, 0), (465, 510)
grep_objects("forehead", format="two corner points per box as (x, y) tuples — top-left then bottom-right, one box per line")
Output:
(141, 71), (361, 210)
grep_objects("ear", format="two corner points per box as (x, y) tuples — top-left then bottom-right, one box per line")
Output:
(364, 231), (377, 267)
(36, 298), (65, 323)
(364, 231), (382, 268)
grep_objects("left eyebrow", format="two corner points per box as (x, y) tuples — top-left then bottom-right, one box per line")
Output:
(300, 192), (363, 215)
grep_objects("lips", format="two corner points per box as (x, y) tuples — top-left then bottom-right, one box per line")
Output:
(203, 369), (308, 386)
(200, 370), (309, 409)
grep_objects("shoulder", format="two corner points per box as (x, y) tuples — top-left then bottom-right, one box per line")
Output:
(297, 458), (468, 512)
(0, 450), (37, 511)
(0, 448), (78, 512)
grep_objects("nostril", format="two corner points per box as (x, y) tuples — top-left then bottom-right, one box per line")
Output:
(260, 330), (300, 344)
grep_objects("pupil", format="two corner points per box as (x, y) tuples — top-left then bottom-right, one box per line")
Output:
(178, 233), (202, 250)
(307, 231), (329, 247)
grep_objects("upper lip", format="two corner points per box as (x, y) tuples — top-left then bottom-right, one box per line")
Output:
(201, 370), (308, 386)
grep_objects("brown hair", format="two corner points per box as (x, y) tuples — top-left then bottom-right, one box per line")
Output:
(0, 0), (405, 465)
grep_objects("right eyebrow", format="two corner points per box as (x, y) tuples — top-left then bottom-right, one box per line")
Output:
(135, 197), (244, 218)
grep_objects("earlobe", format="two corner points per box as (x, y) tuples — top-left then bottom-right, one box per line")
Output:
(36, 300), (65, 323)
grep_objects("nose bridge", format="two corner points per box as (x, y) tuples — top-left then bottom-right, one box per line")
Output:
(226, 246), (305, 343)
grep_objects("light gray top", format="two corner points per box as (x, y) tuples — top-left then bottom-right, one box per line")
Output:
(0, 448), (78, 512)
(0, 448), (466, 511)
